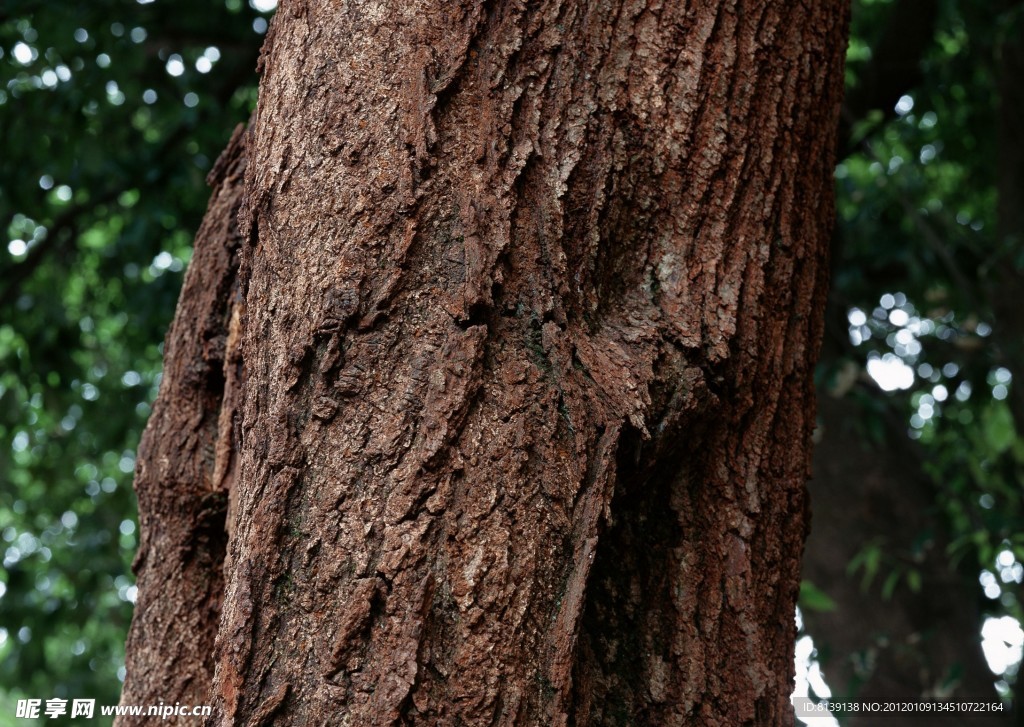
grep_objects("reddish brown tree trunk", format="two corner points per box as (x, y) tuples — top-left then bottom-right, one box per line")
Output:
(120, 0), (848, 724)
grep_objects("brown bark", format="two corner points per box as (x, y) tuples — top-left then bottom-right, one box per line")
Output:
(122, 0), (849, 724)
(119, 124), (248, 711)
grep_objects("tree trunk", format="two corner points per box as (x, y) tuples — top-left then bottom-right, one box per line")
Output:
(994, 7), (1024, 435)
(120, 1), (848, 724)
(119, 124), (248, 712)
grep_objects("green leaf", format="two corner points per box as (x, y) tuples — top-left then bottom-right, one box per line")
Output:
(800, 580), (839, 613)
(881, 569), (902, 601)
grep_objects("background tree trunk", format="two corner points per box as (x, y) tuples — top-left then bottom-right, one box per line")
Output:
(798, 6), (1024, 722)
(803, 388), (1005, 726)
(121, 0), (848, 724)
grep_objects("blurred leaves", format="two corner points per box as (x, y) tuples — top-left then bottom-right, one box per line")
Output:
(800, 581), (840, 613)
(830, 0), (1024, 696)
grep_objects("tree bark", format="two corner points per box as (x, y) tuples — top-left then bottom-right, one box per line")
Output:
(121, 0), (848, 724)
(119, 124), (248, 713)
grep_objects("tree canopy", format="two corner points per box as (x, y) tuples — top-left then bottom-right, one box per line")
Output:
(0, 0), (1021, 723)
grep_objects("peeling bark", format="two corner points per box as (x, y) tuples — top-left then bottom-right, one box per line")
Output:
(122, 0), (848, 724)
(119, 124), (248, 716)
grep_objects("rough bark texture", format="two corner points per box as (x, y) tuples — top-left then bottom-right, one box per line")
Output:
(119, 124), (248, 712)
(122, 0), (848, 724)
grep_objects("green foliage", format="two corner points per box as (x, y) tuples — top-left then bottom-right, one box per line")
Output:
(800, 581), (839, 613)
(832, 0), (1024, 696)
(0, 0), (269, 714)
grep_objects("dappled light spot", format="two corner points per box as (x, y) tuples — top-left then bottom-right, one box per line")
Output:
(866, 353), (914, 391)
(106, 80), (125, 105)
(981, 570), (1002, 600)
(13, 41), (34, 65)
(165, 54), (185, 76)
(793, 616), (838, 727)
(149, 251), (183, 276)
(889, 308), (909, 327)
(11, 430), (29, 452)
(117, 451), (135, 474)
(982, 616), (1024, 676)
